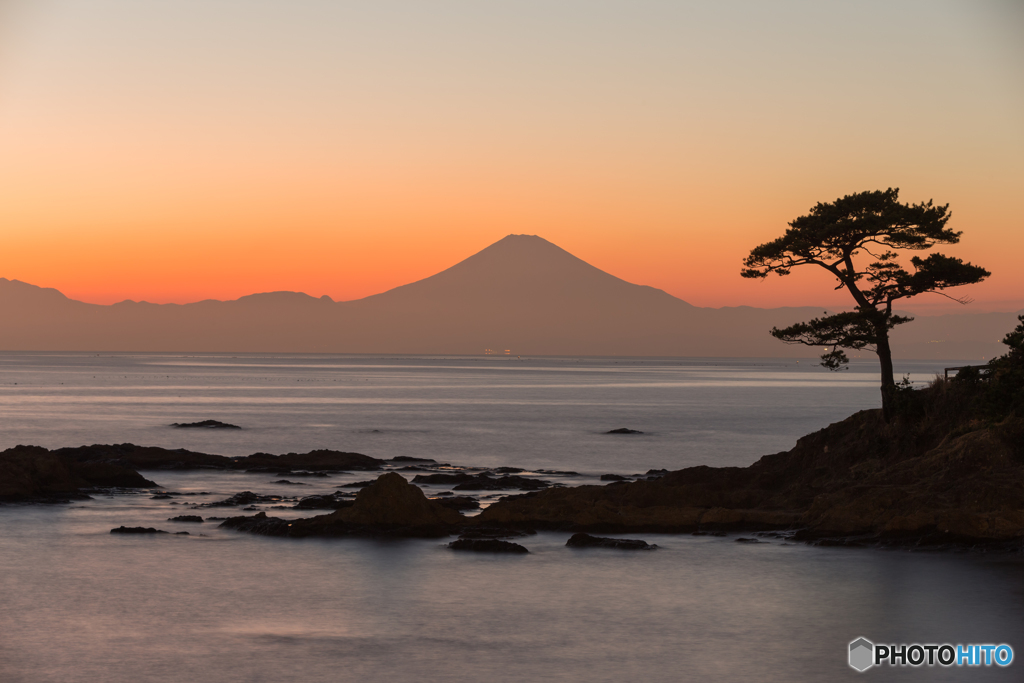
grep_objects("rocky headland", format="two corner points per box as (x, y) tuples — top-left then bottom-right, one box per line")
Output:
(473, 326), (1024, 549)
(476, 408), (1024, 547)
(216, 371), (1024, 551)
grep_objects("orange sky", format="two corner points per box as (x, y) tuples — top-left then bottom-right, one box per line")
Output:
(2, 1), (1022, 313)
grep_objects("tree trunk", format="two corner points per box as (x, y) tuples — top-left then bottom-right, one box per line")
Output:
(875, 329), (896, 422)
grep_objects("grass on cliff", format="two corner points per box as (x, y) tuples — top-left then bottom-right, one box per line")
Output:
(888, 314), (1024, 452)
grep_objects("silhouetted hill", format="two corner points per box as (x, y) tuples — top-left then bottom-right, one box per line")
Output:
(0, 238), (1017, 358)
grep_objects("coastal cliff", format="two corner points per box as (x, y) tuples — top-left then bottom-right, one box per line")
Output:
(477, 408), (1024, 544)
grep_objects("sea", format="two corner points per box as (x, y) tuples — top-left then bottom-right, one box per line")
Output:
(0, 352), (1020, 682)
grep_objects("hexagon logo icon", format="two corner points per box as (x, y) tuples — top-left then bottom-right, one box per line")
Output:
(849, 638), (874, 672)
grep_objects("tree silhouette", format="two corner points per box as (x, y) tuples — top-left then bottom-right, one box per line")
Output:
(742, 188), (990, 420)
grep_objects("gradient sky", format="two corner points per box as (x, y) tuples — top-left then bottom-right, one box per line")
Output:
(2, 0), (1022, 313)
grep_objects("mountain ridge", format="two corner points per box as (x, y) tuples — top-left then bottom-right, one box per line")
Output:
(1, 237), (1017, 358)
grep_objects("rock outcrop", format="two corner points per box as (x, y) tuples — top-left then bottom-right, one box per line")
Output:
(171, 420), (241, 429)
(565, 533), (656, 550)
(42, 443), (385, 472)
(0, 445), (157, 500)
(479, 409), (1024, 546)
(238, 449), (382, 472)
(411, 472), (550, 491)
(221, 472), (464, 538)
(448, 538), (529, 553)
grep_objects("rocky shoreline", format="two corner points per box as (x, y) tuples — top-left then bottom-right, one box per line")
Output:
(213, 406), (1024, 552)
(4, 402), (1023, 552)
(474, 408), (1024, 549)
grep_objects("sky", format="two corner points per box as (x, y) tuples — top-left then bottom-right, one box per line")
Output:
(1, 0), (1022, 313)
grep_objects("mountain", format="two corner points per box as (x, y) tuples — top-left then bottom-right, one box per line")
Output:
(0, 235), (1017, 358)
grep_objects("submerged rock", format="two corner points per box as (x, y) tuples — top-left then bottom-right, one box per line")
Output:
(168, 515), (204, 523)
(606, 428), (643, 434)
(565, 533), (656, 550)
(171, 420), (241, 429)
(448, 538), (529, 553)
(202, 491), (290, 507)
(111, 526), (167, 534)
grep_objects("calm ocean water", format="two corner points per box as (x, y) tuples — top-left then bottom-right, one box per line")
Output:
(1, 353), (1020, 682)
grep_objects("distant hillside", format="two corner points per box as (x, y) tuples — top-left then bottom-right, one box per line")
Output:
(1, 235), (1017, 358)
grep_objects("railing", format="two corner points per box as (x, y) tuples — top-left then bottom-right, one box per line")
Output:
(944, 364), (991, 381)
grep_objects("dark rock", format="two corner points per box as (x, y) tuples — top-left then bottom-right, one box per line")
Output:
(606, 428), (643, 434)
(219, 511), (292, 535)
(339, 480), (375, 488)
(600, 474), (629, 481)
(174, 531), (190, 535)
(434, 495), (480, 511)
(494, 467), (525, 474)
(413, 472), (549, 491)
(735, 538), (761, 543)
(171, 420), (241, 429)
(168, 515), (204, 523)
(271, 480), (308, 485)
(0, 445), (158, 500)
(448, 539), (529, 553)
(390, 456), (437, 463)
(202, 491), (290, 507)
(410, 472), (477, 485)
(478, 407), (1024, 547)
(336, 473), (463, 534)
(151, 493), (174, 499)
(565, 533), (656, 550)
(55, 443), (234, 471)
(236, 449), (383, 472)
(221, 473), (464, 539)
(111, 526), (167, 534)
(294, 493), (355, 510)
(453, 475), (550, 491)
